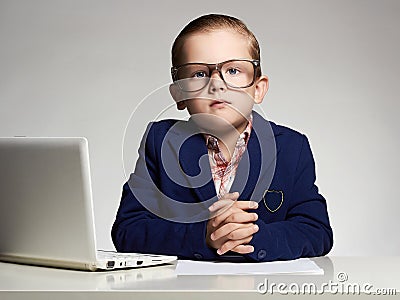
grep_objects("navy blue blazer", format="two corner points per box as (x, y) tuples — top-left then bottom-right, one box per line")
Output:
(112, 111), (333, 261)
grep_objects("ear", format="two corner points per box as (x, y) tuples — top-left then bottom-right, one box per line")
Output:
(253, 75), (269, 104)
(169, 83), (187, 110)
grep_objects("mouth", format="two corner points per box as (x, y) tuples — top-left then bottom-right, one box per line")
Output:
(210, 99), (231, 108)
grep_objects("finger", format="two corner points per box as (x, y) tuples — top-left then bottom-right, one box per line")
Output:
(212, 209), (258, 228)
(225, 224), (259, 241)
(211, 203), (259, 227)
(211, 207), (244, 227)
(220, 191), (240, 200)
(230, 244), (255, 254)
(222, 212), (258, 225)
(208, 199), (236, 213)
(211, 200), (259, 214)
(233, 200), (259, 210)
(211, 223), (242, 241)
(211, 223), (258, 241)
(217, 236), (253, 255)
(209, 200), (258, 219)
(208, 193), (240, 212)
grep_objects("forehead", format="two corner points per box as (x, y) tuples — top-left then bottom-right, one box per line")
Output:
(178, 30), (252, 64)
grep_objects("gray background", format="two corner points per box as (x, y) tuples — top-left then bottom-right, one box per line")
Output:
(1, 0), (399, 256)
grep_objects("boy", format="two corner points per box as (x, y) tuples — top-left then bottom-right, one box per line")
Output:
(112, 14), (333, 261)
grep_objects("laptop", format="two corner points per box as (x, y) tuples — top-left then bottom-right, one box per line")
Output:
(0, 137), (177, 271)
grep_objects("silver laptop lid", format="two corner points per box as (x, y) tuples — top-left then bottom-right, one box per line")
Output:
(0, 137), (98, 265)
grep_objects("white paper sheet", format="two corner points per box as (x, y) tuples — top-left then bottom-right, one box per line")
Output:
(175, 258), (323, 275)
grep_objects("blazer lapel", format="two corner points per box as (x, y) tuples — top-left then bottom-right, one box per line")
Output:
(167, 120), (217, 205)
(230, 111), (281, 201)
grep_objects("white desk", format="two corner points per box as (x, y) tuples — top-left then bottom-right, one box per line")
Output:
(1, 257), (399, 299)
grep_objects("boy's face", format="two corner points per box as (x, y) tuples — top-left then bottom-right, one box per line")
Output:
(170, 29), (268, 135)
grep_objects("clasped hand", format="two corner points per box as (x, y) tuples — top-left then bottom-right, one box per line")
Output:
(206, 192), (259, 255)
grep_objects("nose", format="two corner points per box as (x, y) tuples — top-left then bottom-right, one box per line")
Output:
(208, 70), (227, 93)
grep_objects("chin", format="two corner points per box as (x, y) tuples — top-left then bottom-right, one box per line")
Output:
(191, 113), (247, 137)
(190, 113), (232, 134)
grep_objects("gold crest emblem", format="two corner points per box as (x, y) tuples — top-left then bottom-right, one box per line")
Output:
(262, 189), (284, 213)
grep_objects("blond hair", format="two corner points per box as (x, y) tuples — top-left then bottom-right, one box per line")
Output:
(171, 14), (261, 76)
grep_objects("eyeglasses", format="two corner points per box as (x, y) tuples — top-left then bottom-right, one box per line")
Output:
(171, 59), (260, 92)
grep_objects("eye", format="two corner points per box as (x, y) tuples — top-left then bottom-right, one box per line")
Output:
(193, 71), (207, 78)
(227, 68), (240, 75)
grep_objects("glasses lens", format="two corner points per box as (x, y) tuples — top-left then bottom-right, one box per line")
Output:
(175, 64), (210, 91)
(174, 60), (256, 91)
(220, 60), (255, 88)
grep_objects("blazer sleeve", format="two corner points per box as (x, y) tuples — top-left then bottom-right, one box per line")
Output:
(111, 122), (218, 260)
(244, 135), (333, 262)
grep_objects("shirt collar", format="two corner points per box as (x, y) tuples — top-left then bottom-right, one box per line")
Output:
(206, 113), (253, 152)
(240, 113), (253, 145)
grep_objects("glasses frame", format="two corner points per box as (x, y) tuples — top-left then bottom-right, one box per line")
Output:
(171, 58), (260, 92)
